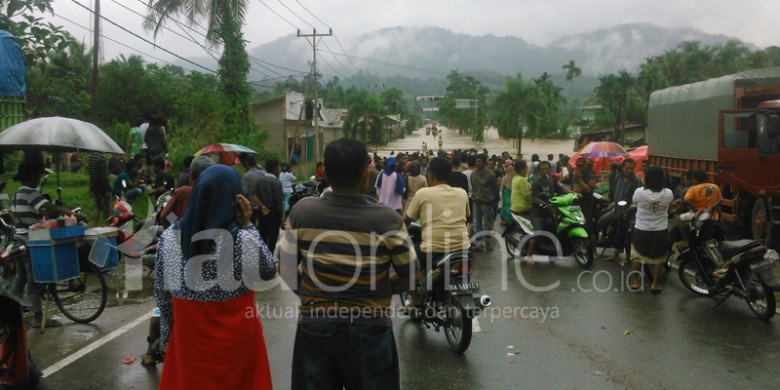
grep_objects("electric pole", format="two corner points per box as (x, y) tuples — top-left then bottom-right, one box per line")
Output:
(298, 28), (332, 161)
(90, 0), (101, 124)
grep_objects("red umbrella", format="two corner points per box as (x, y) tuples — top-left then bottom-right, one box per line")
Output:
(194, 143), (256, 166)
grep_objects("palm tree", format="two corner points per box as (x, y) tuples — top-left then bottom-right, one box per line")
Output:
(144, 0), (252, 137)
(562, 60), (581, 95)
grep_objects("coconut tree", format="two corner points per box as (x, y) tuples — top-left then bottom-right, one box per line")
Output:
(144, 0), (252, 137)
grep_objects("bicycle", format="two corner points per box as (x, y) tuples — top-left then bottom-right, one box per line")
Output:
(0, 212), (108, 326)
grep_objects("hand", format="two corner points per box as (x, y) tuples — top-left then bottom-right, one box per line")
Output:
(235, 194), (252, 227)
(261, 205), (270, 216)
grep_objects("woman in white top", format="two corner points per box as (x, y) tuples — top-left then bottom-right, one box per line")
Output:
(629, 166), (673, 294)
(278, 164), (297, 212)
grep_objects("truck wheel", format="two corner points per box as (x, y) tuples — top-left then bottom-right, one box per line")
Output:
(752, 199), (768, 241)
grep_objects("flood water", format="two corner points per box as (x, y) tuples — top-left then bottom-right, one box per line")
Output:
(376, 126), (575, 159)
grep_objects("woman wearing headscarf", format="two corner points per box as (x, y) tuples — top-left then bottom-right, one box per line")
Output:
(375, 156), (405, 213)
(155, 165), (276, 389)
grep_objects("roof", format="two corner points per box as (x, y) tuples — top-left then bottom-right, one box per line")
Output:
(0, 30), (26, 97)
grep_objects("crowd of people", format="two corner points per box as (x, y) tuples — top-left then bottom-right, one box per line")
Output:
(4, 125), (728, 388)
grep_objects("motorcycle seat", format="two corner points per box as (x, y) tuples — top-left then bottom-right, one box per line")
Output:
(719, 239), (763, 259)
(435, 251), (470, 269)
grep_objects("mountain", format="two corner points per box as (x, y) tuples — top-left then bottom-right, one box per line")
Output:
(550, 23), (752, 75)
(177, 23), (751, 90)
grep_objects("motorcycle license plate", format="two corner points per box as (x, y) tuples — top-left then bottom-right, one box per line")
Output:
(449, 282), (481, 294)
(750, 257), (777, 271)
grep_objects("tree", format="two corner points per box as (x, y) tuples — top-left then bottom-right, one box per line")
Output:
(492, 73), (531, 156)
(145, 0), (252, 138)
(562, 60), (581, 96)
(26, 40), (90, 118)
(438, 71), (489, 142)
(0, 0), (73, 70)
(343, 88), (385, 145)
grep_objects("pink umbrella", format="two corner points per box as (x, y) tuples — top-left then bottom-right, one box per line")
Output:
(568, 142), (628, 175)
(194, 143), (256, 166)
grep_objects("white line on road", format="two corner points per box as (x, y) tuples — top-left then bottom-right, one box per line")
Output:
(472, 317), (481, 332)
(42, 311), (153, 378)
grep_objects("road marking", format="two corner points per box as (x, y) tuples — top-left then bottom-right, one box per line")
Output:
(472, 317), (481, 332)
(42, 311), (153, 378)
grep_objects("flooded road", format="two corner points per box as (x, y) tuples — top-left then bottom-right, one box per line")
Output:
(376, 126), (575, 159)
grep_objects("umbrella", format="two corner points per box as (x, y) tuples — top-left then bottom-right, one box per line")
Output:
(569, 142), (628, 175)
(194, 143), (256, 166)
(573, 141), (627, 158)
(0, 116), (123, 154)
(0, 116), (124, 201)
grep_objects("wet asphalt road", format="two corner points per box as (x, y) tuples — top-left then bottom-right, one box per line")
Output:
(27, 231), (780, 390)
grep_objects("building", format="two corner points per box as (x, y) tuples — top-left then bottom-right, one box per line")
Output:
(250, 91), (325, 163)
(574, 122), (647, 151)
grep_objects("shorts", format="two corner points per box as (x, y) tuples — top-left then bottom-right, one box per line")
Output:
(93, 191), (111, 216)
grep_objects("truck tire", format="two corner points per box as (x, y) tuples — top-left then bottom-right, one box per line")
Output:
(752, 199), (768, 241)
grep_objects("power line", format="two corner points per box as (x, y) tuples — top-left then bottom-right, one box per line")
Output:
(256, 0), (298, 30)
(54, 12), (189, 70)
(275, 0), (315, 29)
(321, 40), (353, 78)
(134, 0), (305, 76)
(293, 0), (329, 28)
(109, 0), (219, 63)
(317, 52), (347, 80)
(332, 34), (360, 74)
(70, 0), (216, 73)
(291, 0), (360, 75)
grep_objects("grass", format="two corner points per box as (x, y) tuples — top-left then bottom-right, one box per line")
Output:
(1, 157), (319, 227)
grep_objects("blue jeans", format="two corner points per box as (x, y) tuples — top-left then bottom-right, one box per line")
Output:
(473, 201), (494, 246)
(124, 186), (144, 202)
(292, 322), (400, 390)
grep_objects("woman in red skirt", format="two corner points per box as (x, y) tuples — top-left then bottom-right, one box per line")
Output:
(154, 165), (277, 389)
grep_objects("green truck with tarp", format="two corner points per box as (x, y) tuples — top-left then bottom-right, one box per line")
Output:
(648, 67), (780, 247)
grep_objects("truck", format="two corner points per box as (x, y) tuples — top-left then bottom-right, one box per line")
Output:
(647, 67), (780, 247)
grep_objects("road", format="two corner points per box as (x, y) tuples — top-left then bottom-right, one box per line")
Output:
(29, 235), (780, 389)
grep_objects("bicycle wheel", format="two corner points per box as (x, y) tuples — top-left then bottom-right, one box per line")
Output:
(53, 261), (107, 323)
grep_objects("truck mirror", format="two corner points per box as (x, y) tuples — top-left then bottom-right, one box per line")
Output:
(757, 114), (780, 155)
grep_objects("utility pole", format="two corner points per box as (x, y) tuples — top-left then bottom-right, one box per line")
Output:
(298, 28), (332, 161)
(90, 0), (101, 124)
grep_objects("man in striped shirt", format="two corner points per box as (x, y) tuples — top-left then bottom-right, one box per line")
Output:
(11, 160), (75, 328)
(280, 138), (418, 390)
(88, 152), (111, 225)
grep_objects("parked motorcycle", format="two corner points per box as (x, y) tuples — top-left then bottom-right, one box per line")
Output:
(399, 222), (491, 353)
(0, 292), (47, 389)
(0, 212), (25, 294)
(676, 205), (779, 320)
(287, 177), (322, 215)
(503, 192), (594, 268)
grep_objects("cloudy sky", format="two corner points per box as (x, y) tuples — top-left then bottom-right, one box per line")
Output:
(49, 0), (780, 68)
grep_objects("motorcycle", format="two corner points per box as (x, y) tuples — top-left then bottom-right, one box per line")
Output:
(398, 222), (491, 353)
(0, 212), (26, 294)
(287, 176), (322, 215)
(676, 204), (779, 320)
(503, 192), (594, 268)
(0, 292), (47, 389)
